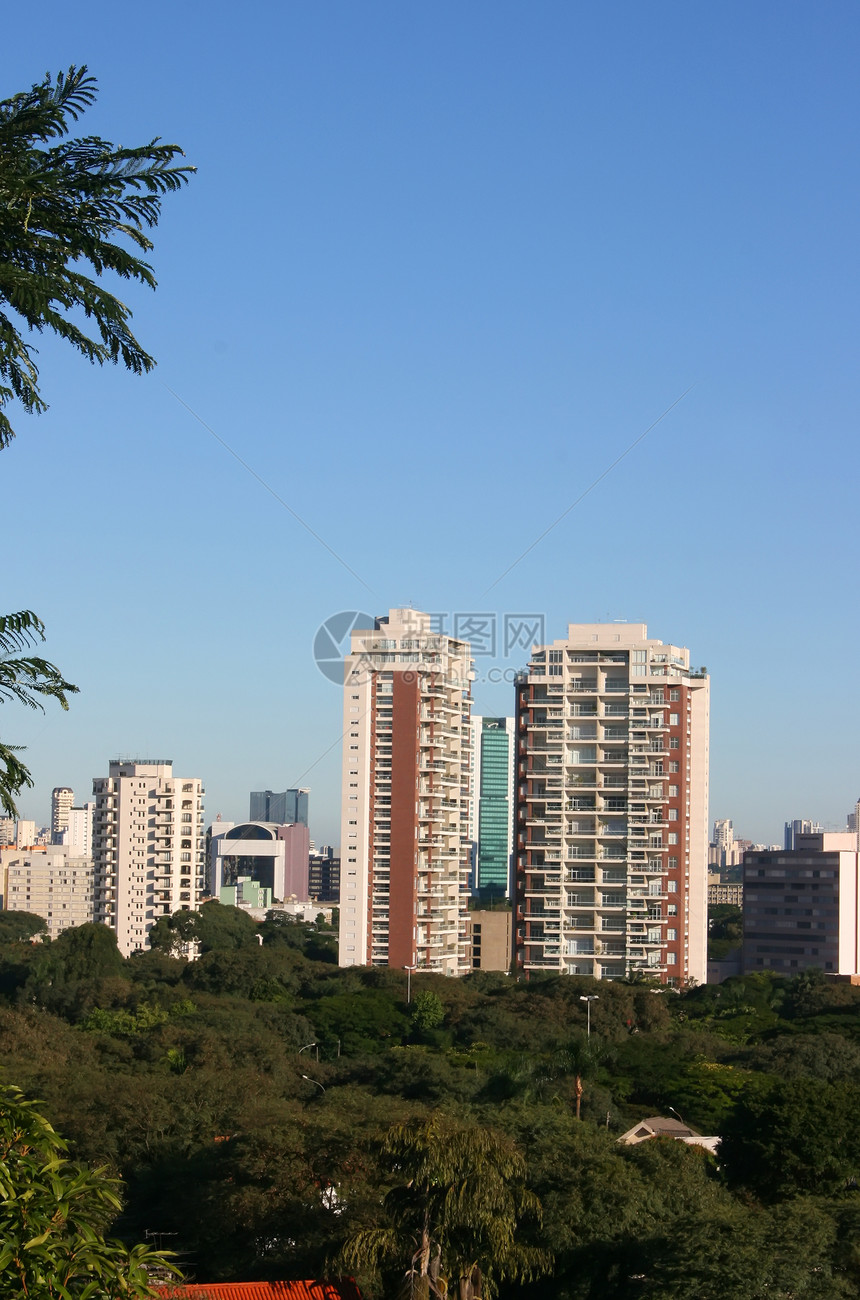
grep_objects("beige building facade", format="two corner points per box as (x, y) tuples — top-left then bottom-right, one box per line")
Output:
(514, 623), (710, 986)
(465, 908), (512, 972)
(1, 845), (94, 938)
(93, 760), (205, 957)
(338, 609), (473, 976)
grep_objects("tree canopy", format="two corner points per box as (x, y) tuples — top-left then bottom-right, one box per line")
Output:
(0, 64), (194, 445)
(0, 1081), (174, 1297)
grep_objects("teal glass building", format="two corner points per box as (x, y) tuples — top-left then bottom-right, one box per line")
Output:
(474, 717), (514, 898)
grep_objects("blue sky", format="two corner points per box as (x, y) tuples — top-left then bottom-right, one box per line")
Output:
(2, 1), (859, 845)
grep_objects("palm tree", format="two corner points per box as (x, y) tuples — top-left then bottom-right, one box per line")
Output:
(0, 65), (194, 445)
(0, 610), (77, 815)
(338, 1114), (551, 1300)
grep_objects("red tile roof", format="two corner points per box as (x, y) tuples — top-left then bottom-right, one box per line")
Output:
(156, 1283), (361, 1300)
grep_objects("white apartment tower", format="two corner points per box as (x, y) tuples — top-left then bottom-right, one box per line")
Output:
(338, 609), (474, 976)
(514, 624), (710, 986)
(92, 760), (205, 957)
(51, 787), (75, 843)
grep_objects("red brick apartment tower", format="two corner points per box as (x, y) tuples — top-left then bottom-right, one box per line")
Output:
(338, 609), (474, 976)
(514, 624), (709, 986)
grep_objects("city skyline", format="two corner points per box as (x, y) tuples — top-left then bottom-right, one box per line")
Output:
(4, 4), (860, 848)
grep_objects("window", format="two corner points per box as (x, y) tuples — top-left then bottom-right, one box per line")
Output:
(668, 880), (678, 892)
(670, 737), (680, 749)
(668, 785), (678, 797)
(549, 650), (563, 663)
(669, 808), (678, 820)
(668, 832), (678, 844)
(668, 904), (677, 916)
(669, 713), (679, 726)
(669, 689), (680, 701)
(667, 928), (677, 941)
(670, 761), (679, 773)
(667, 952), (677, 964)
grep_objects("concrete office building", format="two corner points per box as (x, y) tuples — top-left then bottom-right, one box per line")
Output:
(338, 608), (473, 976)
(784, 819), (822, 850)
(209, 821), (310, 901)
(1, 845), (94, 939)
(51, 787), (74, 844)
(92, 760), (205, 957)
(249, 789), (309, 827)
(465, 908), (512, 972)
(743, 831), (860, 975)
(469, 716), (515, 899)
(308, 846), (340, 902)
(514, 623), (710, 985)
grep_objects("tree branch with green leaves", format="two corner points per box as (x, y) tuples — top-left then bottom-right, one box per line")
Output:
(0, 610), (77, 816)
(0, 64), (195, 445)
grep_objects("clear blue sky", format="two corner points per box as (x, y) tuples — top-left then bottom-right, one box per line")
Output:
(3, 1), (859, 846)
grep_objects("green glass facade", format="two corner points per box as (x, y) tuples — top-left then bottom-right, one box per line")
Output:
(476, 719), (512, 895)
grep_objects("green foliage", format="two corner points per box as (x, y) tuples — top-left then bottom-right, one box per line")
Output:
(4, 939), (860, 1294)
(720, 1075), (860, 1200)
(708, 903), (743, 961)
(0, 65), (194, 446)
(149, 901), (260, 955)
(0, 1081), (175, 1297)
(0, 609), (77, 816)
(411, 991), (446, 1033)
(0, 908), (47, 943)
(338, 1114), (551, 1299)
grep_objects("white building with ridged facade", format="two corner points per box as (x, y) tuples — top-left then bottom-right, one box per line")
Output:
(92, 760), (205, 956)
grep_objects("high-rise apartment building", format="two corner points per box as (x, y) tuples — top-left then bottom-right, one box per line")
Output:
(92, 760), (205, 957)
(469, 716), (515, 898)
(51, 787), (75, 844)
(338, 608), (473, 975)
(514, 623), (710, 985)
(249, 789), (309, 826)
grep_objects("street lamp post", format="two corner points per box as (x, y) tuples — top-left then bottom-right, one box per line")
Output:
(302, 1075), (326, 1095)
(299, 1041), (319, 1062)
(404, 964), (417, 1004)
(579, 994), (599, 1039)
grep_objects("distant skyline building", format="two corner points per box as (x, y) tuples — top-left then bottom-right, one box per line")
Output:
(308, 846), (340, 903)
(338, 608), (473, 976)
(92, 760), (205, 957)
(514, 623), (710, 986)
(61, 803), (94, 858)
(51, 787), (74, 844)
(249, 789), (309, 827)
(469, 716), (515, 898)
(784, 818), (822, 850)
(16, 820), (36, 849)
(744, 832), (860, 975)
